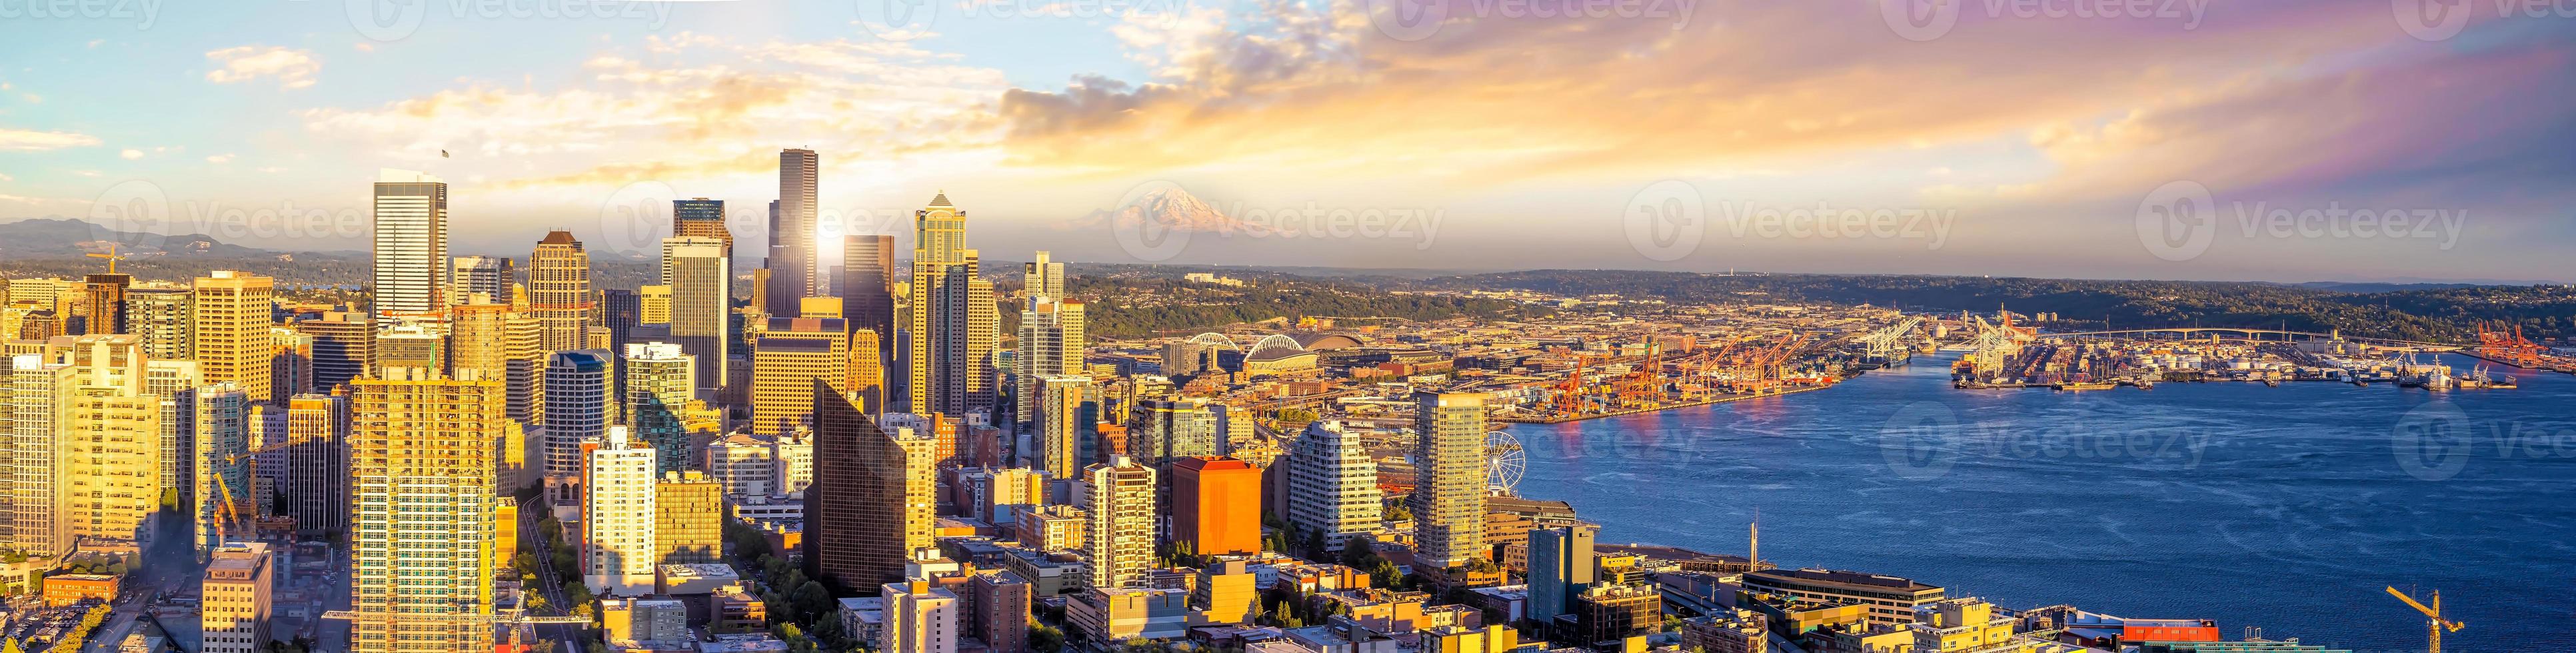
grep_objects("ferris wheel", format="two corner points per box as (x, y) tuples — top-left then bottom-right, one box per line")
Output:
(1486, 429), (1526, 495)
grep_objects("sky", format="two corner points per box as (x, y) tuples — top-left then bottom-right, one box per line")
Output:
(1, 0), (2572, 283)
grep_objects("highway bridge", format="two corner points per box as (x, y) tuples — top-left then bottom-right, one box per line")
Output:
(2031, 327), (2455, 348)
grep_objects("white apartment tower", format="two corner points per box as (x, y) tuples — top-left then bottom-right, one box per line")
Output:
(585, 426), (660, 595)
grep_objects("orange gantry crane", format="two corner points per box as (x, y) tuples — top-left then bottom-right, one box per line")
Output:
(2474, 321), (2547, 368)
(2385, 586), (2464, 653)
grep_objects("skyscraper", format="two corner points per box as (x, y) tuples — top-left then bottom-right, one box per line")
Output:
(1085, 456), (1156, 590)
(1034, 375), (1092, 478)
(193, 271), (275, 402)
(201, 542), (275, 653)
(285, 393), (350, 538)
(194, 384), (251, 557)
(662, 237), (730, 396)
(751, 317), (848, 436)
(7, 351), (67, 556)
(1410, 392), (1488, 569)
(1130, 398), (1220, 466)
(52, 335), (164, 550)
(623, 342), (695, 475)
(1024, 251), (1065, 300)
(806, 380), (934, 594)
(1171, 456), (1261, 557)
(767, 150), (819, 315)
(544, 350), (612, 503)
(906, 193), (996, 415)
(1286, 420), (1382, 552)
(1014, 296), (1084, 422)
(451, 303), (545, 488)
(841, 234), (895, 358)
(585, 426), (659, 595)
(347, 367), (503, 653)
(848, 328), (885, 416)
(144, 358), (202, 522)
(672, 198), (733, 288)
(449, 255), (514, 305)
(371, 169), (449, 325)
(654, 470), (723, 564)
(80, 271), (129, 335)
(124, 284), (193, 361)
(295, 311), (372, 392)
(530, 231), (595, 353)
(1528, 524), (1598, 627)
(269, 326), (313, 406)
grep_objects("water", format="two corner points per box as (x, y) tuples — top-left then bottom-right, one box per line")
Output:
(1509, 352), (2576, 652)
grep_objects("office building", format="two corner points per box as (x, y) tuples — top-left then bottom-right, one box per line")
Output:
(1528, 524), (1598, 626)
(848, 328), (885, 415)
(841, 234), (895, 357)
(767, 149), (819, 316)
(193, 271), (275, 402)
(1410, 392), (1487, 569)
(1085, 456), (1155, 590)
(201, 542), (275, 653)
(285, 393), (350, 538)
(268, 327), (312, 406)
(1680, 610), (1767, 653)
(544, 350), (613, 502)
(656, 470), (723, 564)
(125, 284), (192, 360)
(1568, 584), (1662, 648)
(1130, 398), (1220, 466)
(347, 368), (503, 653)
(1022, 250), (1066, 300)
(1014, 296), (1084, 422)
(371, 169), (449, 325)
(752, 317), (848, 435)
(662, 237), (730, 396)
(372, 323), (443, 372)
(79, 271), (130, 335)
(1034, 375), (1092, 478)
(1741, 568), (1945, 627)
(143, 359), (201, 526)
(1286, 420), (1381, 551)
(671, 197), (734, 287)
(904, 193), (997, 415)
(46, 336), (164, 550)
(295, 311), (373, 392)
(586, 426), (660, 595)
(637, 285), (672, 324)
(7, 351), (67, 556)
(806, 383), (935, 594)
(624, 342), (695, 474)
(529, 231), (595, 352)
(878, 580), (959, 653)
(1171, 456), (1260, 557)
(449, 303), (544, 426)
(450, 256), (513, 305)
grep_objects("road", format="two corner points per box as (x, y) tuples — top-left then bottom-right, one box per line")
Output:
(520, 495), (582, 652)
(85, 556), (190, 653)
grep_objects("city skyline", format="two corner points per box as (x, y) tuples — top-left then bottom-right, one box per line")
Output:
(3, 3), (2572, 283)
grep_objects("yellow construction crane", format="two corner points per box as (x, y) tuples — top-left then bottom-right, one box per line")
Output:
(2385, 586), (2464, 653)
(86, 242), (126, 273)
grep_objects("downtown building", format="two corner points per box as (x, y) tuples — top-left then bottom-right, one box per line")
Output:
(347, 366), (505, 653)
(371, 169), (449, 326)
(766, 149), (820, 315)
(544, 349), (613, 504)
(586, 426), (660, 595)
(1410, 392), (1488, 569)
(662, 237), (731, 398)
(624, 342), (696, 474)
(1285, 420), (1382, 552)
(806, 380), (936, 594)
(904, 193), (997, 416)
(752, 317), (849, 435)
(193, 271), (275, 402)
(1085, 456), (1156, 590)
(530, 231), (595, 353)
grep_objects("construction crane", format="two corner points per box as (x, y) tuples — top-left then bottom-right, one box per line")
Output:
(86, 242), (127, 273)
(2385, 586), (2464, 653)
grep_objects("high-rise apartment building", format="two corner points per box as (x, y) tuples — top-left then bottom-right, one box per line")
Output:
(449, 303), (545, 428)
(654, 470), (723, 564)
(371, 169), (449, 325)
(1023, 251), (1066, 300)
(751, 317), (848, 435)
(1015, 297), (1084, 422)
(1410, 392), (1488, 568)
(841, 234), (895, 358)
(1286, 420), (1382, 551)
(1034, 375), (1092, 479)
(531, 232), (595, 353)
(295, 311), (372, 392)
(143, 359), (201, 521)
(662, 237), (730, 396)
(450, 255), (514, 305)
(202, 542), (274, 653)
(7, 351), (67, 556)
(766, 149), (818, 316)
(624, 342), (695, 474)
(806, 382), (934, 594)
(194, 384), (251, 557)
(46, 336), (165, 552)
(347, 367), (503, 653)
(905, 193), (996, 415)
(965, 572), (1032, 653)
(544, 350), (612, 502)
(1085, 456), (1156, 590)
(585, 426), (659, 595)
(962, 466), (1046, 525)
(879, 580), (960, 653)
(125, 284), (192, 360)
(285, 393), (349, 538)
(79, 272), (130, 336)
(193, 271), (275, 402)
(1172, 456), (1260, 557)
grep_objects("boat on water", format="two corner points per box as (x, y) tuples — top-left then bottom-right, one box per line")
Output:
(2054, 381), (2118, 391)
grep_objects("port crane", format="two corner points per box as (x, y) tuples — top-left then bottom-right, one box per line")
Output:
(2385, 585), (2463, 653)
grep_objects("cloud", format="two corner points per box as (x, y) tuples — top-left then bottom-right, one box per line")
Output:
(0, 128), (101, 151)
(205, 45), (321, 89)
(207, 153), (235, 164)
(121, 149), (144, 160)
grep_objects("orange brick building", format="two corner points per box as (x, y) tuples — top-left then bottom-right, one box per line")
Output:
(1172, 456), (1262, 556)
